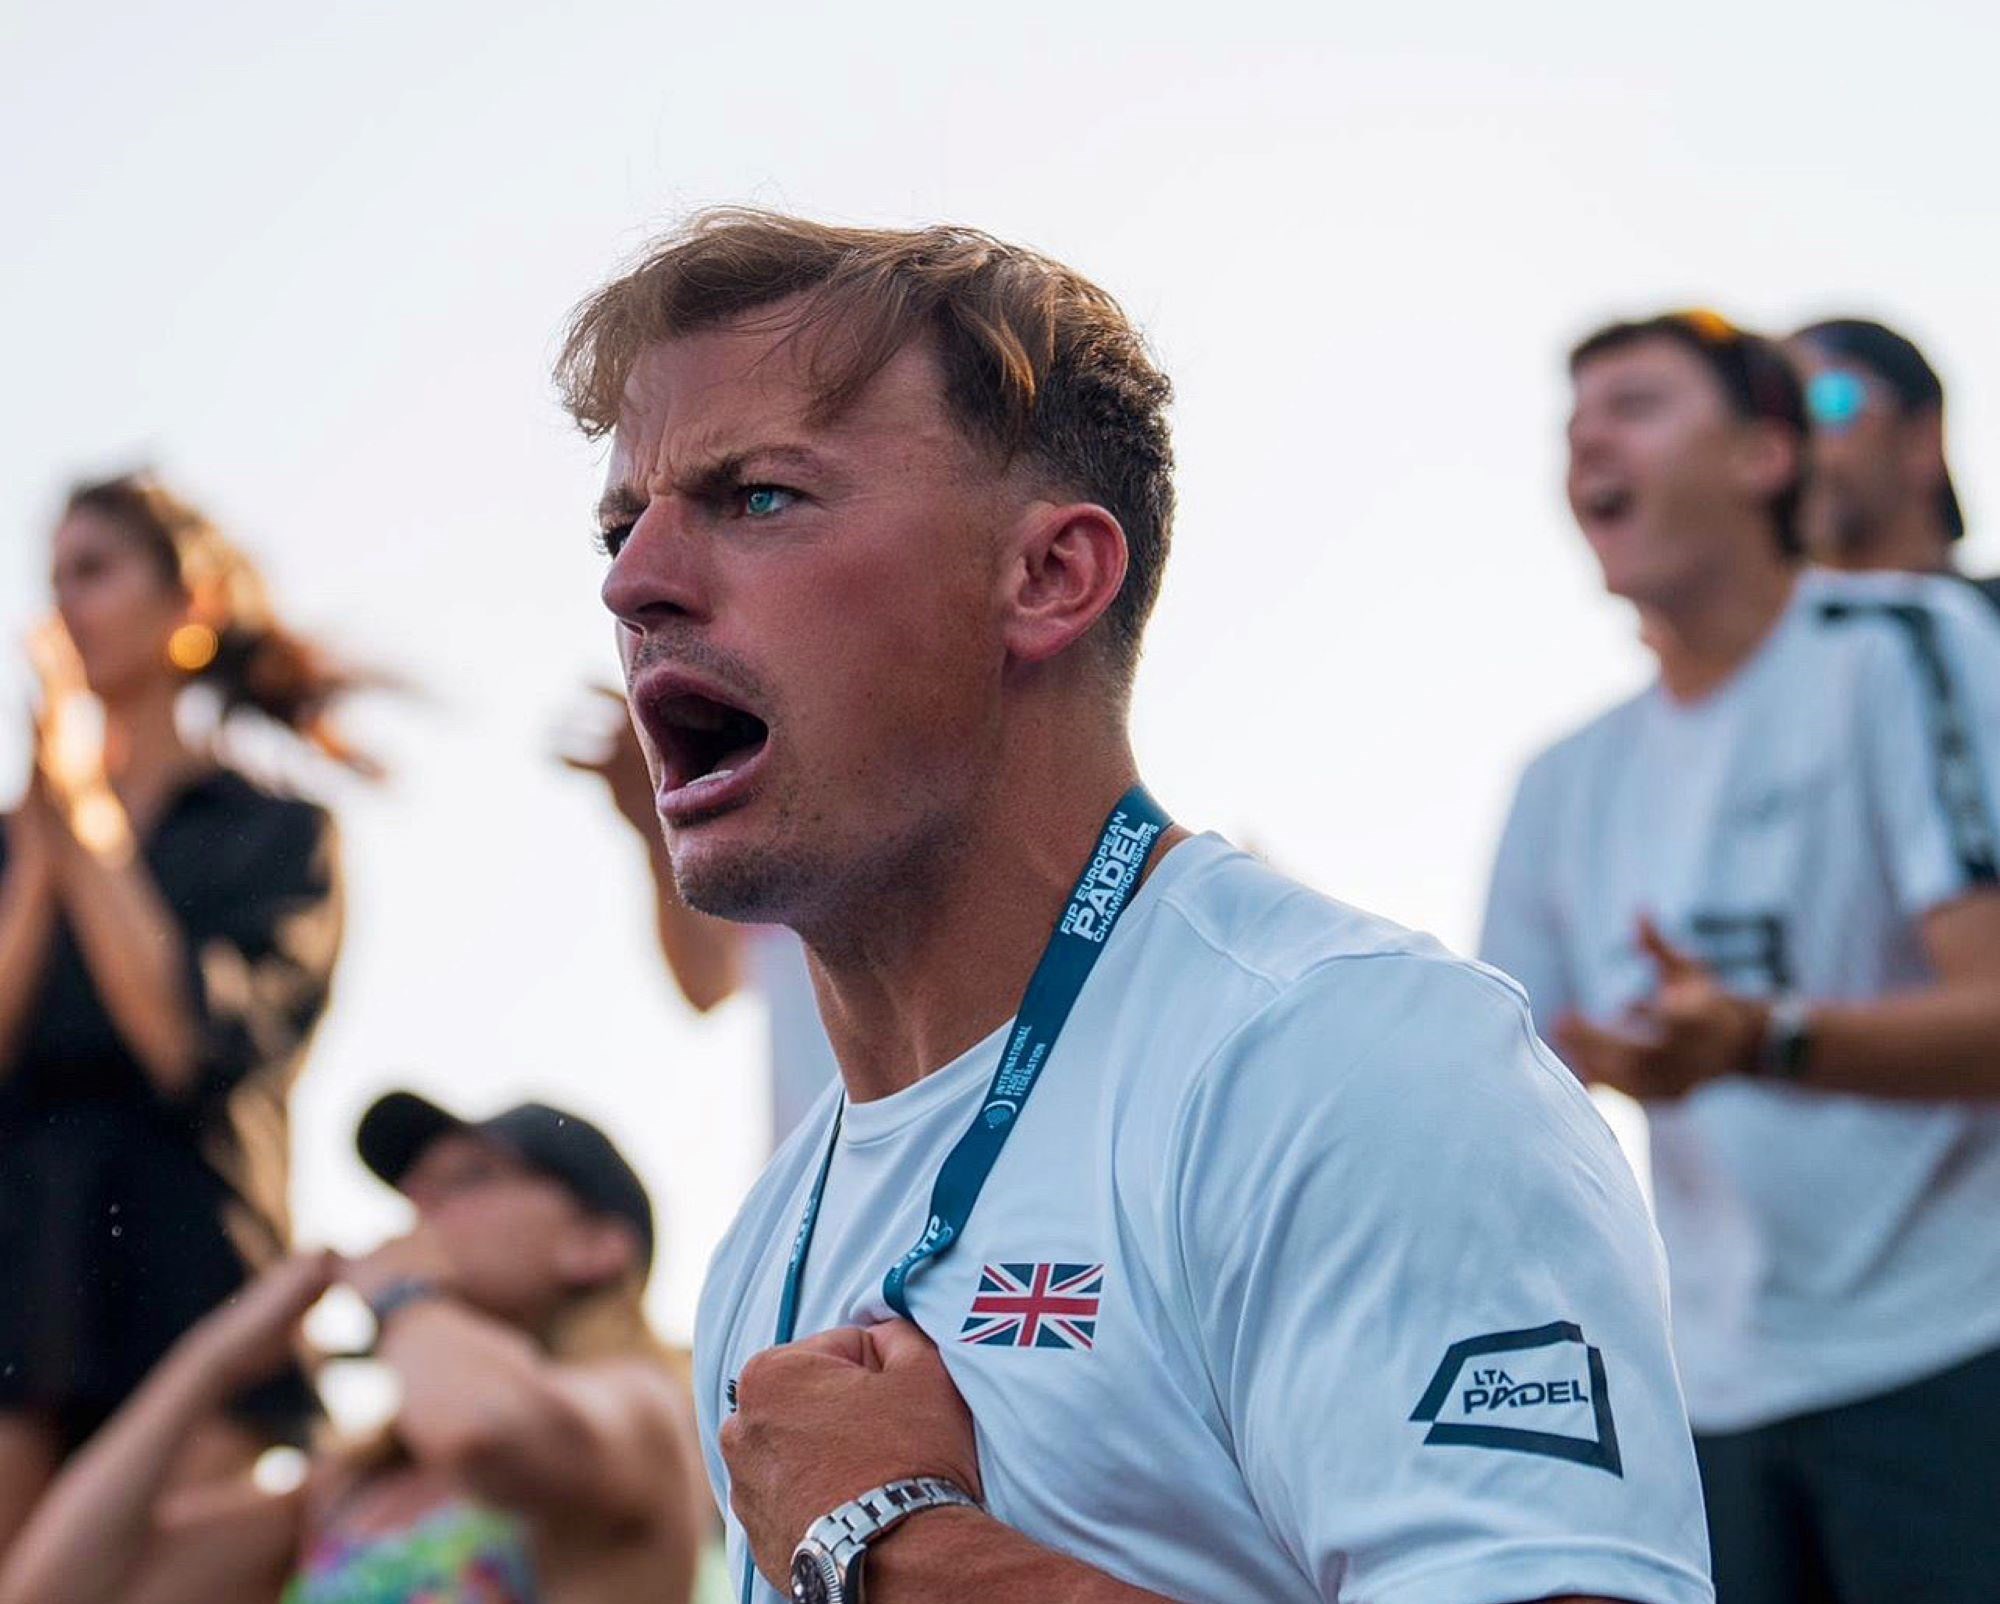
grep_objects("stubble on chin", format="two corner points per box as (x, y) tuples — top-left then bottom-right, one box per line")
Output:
(671, 793), (974, 958)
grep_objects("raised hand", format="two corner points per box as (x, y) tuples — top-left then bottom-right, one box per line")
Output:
(182, 1250), (341, 1398)
(555, 683), (658, 836)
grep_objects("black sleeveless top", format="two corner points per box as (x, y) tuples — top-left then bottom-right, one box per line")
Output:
(0, 768), (342, 1442)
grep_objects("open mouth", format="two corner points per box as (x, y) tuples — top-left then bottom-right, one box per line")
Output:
(1577, 483), (1636, 529)
(641, 688), (771, 801)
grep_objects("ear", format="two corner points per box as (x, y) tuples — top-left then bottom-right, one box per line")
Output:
(1897, 406), (1948, 496)
(1735, 418), (1802, 509)
(998, 499), (1129, 668)
(556, 1216), (639, 1292)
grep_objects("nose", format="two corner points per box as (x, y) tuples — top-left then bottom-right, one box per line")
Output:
(1566, 407), (1616, 469)
(600, 496), (710, 634)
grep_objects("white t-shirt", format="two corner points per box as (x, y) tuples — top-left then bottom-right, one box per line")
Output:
(745, 926), (841, 1150)
(697, 834), (1712, 1604)
(1481, 568), (2000, 1432)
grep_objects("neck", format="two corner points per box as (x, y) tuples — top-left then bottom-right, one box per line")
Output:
(1637, 548), (1799, 703)
(802, 713), (1184, 1104)
(100, 680), (199, 803)
(1827, 506), (1954, 578)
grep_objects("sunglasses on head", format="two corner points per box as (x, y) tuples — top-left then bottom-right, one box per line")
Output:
(1804, 369), (1873, 433)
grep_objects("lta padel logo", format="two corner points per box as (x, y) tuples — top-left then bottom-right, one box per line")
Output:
(1408, 1320), (1622, 1476)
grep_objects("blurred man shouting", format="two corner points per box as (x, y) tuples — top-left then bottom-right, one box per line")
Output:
(1483, 311), (2000, 1604)
(1788, 315), (1998, 609)
(560, 213), (1714, 1604)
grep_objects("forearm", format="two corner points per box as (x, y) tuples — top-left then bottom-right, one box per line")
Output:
(53, 834), (200, 1093)
(1796, 983), (2000, 1098)
(378, 1300), (589, 1502)
(0, 1341), (225, 1604)
(642, 835), (743, 1011)
(0, 863), (56, 1071)
(863, 1507), (1181, 1604)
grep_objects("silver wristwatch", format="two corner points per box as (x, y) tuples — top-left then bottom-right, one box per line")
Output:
(788, 1476), (977, 1604)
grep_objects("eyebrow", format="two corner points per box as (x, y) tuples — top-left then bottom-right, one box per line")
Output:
(596, 441), (838, 529)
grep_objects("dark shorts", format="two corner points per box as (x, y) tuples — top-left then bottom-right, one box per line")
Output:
(1694, 1343), (2000, 1604)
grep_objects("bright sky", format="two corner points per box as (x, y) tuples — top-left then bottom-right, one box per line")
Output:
(4, 0), (1997, 1339)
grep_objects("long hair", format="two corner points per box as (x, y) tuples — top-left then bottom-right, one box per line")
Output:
(62, 471), (384, 776)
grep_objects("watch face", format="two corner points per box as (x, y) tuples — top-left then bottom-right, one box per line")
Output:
(791, 1547), (840, 1604)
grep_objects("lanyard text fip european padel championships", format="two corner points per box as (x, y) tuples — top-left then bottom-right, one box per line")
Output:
(742, 786), (1170, 1602)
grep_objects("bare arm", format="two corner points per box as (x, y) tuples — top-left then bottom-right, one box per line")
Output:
(1793, 893), (2000, 1097)
(871, 1517), (1628, 1604)
(0, 797), (59, 1072)
(639, 830), (745, 1011)
(1562, 899), (2000, 1103)
(0, 1255), (328, 1604)
(47, 799), (202, 1094)
(560, 686), (744, 1011)
(375, 1294), (690, 1532)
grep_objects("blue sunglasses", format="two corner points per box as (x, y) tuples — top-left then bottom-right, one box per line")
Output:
(1805, 369), (1872, 432)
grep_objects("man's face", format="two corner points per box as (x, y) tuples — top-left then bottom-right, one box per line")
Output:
(1567, 337), (1775, 607)
(1789, 341), (1929, 564)
(598, 307), (1021, 930)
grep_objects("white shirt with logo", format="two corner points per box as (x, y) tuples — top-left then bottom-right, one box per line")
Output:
(1481, 568), (2000, 1432)
(697, 835), (1712, 1604)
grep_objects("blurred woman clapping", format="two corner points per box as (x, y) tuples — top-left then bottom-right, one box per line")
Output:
(0, 473), (366, 1553)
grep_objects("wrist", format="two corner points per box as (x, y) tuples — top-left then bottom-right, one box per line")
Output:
(364, 1275), (454, 1340)
(789, 1477), (981, 1604)
(1748, 993), (1815, 1082)
(861, 1501), (988, 1599)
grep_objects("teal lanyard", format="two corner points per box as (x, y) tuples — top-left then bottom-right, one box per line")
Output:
(741, 787), (1170, 1602)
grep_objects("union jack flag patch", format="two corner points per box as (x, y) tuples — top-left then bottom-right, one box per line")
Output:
(960, 1262), (1103, 1350)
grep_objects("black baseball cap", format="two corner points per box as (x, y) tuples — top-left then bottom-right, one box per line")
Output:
(357, 1091), (656, 1273)
(1795, 317), (1965, 541)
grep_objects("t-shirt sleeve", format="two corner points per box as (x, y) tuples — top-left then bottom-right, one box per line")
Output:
(1173, 955), (1712, 1604)
(1845, 593), (2000, 919)
(1478, 751), (1575, 1040)
(180, 801), (344, 1102)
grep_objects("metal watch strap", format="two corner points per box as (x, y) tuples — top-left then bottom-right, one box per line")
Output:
(796, 1476), (977, 1600)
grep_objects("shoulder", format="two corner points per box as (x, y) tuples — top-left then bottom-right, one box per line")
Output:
(182, 768), (338, 862)
(1142, 836), (1454, 993)
(1804, 565), (2000, 640)
(1803, 567), (2000, 695)
(1504, 685), (1656, 810)
(1159, 893), (1627, 1219)
(1149, 845), (1600, 1153)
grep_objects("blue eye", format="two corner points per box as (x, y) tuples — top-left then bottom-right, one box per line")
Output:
(742, 486), (795, 518)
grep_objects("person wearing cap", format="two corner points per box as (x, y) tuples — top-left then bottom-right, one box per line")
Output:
(0, 1092), (715, 1604)
(1483, 310), (2000, 1603)
(1789, 316), (1999, 610)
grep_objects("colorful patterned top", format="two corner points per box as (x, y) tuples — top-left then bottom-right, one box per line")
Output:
(282, 1499), (539, 1604)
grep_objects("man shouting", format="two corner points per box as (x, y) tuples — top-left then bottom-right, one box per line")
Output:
(559, 210), (1712, 1604)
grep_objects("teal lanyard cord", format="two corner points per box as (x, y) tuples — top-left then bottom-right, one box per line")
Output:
(740, 786), (1171, 1602)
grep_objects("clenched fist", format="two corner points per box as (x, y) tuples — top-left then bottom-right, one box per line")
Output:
(721, 1320), (983, 1586)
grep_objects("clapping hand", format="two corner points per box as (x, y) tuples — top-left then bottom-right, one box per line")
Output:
(1557, 917), (1767, 1101)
